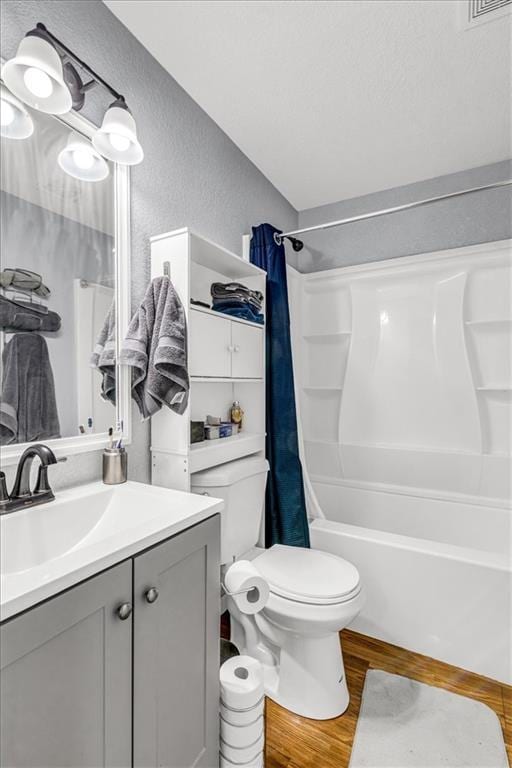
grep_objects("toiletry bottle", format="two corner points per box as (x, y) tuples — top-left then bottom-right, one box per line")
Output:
(230, 401), (244, 432)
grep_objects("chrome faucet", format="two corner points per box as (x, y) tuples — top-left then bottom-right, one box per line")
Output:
(0, 443), (58, 515)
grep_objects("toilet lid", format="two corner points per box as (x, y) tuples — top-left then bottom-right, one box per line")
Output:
(254, 545), (361, 605)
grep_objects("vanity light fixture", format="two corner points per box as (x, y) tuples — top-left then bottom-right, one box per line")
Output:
(58, 134), (109, 182)
(92, 98), (144, 165)
(1, 31), (72, 114)
(0, 85), (34, 139)
(2, 23), (144, 165)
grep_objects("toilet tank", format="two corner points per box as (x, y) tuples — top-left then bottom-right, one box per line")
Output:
(191, 456), (269, 565)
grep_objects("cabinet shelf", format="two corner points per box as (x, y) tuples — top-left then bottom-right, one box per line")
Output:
(191, 376), (263, 383)
(190, 304), (264, 329)
(476, 385), (512, 391)
(189, 432), (265, 473)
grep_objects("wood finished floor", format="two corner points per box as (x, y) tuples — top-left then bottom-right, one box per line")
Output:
(264, 629), (512, 768)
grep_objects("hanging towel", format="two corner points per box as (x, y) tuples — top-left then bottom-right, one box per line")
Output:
(0, 333), (61, 445)
(91, 303), (116, 405)
(120, 276), (189, 419)
(0, 294), (61, 333)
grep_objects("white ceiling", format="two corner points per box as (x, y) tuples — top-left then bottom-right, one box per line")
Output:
(105, 0), (512, 211)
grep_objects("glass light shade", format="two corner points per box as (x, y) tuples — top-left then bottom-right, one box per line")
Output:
(58, 135), (109, 182)
(1, 35), (72, 115)
(0, 85), (34, 139)
(92, 104), (143, 165)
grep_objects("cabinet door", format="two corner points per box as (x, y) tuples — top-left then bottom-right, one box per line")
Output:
(0, 562), (132, 768)
(190, 309), (232, 377)
(133, 515), (220, 768)
(231, 322), (264, 379)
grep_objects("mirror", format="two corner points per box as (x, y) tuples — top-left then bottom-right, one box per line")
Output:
(0, 83), (130, 461)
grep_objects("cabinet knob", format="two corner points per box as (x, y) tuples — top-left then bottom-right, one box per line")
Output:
(116, 602), (133, 620)
(145, 587), (159, 604)
(227, 345), (234, 352)
(234, 345), (240, 353)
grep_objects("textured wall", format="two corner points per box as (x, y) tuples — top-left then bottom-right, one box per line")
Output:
(296, 160), (512, 272)
(1, 0), (297, 488)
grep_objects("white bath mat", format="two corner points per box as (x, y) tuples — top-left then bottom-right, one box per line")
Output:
(349, 669), (509, 768)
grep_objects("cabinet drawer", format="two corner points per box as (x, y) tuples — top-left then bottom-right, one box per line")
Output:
(189, 310), (231, 377)
(231, 322), (264, 379)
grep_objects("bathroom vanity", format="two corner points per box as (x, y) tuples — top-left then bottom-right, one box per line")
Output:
(0, 481), (222, 768)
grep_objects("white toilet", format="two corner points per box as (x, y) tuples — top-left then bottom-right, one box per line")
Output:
(191, 455), (364, 720)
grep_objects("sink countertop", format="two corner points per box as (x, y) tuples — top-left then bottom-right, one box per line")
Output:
(0, 480), (223, 621)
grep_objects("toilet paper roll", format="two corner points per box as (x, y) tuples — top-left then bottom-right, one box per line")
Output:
(220, 733), (264, 765)
(224, 560), (269, 615)
(220, 752), (263, 768)
(220, 697), (264, 727)
(220, 655), (264, 710)
(220, 714), (264, 749)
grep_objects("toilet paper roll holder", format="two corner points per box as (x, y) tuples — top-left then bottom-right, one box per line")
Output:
(221, 583), (257, 598)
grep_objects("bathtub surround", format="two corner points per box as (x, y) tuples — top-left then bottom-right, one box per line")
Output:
(250, 224), (309, 549)
(296, 160), (512, 272)
(349, 670), (508, 768)
(289, 240), (511, 682)
(0, 0), (297, 488)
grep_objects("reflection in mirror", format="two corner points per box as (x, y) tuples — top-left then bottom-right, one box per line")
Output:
(0, 85), (116, 445)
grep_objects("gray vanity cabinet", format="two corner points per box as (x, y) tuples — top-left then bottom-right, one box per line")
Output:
(0, 561), (132, 768)
(133, 514), (220, 768)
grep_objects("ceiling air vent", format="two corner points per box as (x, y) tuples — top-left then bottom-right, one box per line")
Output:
(462, 0), (512, 29)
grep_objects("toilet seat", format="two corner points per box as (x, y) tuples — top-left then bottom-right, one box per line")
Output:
(253, 544), (361, 606)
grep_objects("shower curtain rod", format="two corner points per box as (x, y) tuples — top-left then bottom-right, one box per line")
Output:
(273, 179), (512, 246)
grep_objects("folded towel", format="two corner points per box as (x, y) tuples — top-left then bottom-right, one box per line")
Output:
(90, 302), (116, 405)
(211, 282), (263, 310)
(0, 294), (61, 332)
(0, 333), (61, 445)
(120, 276), (189, 419)
(0, 268), (50, 297)
(212, 305), (264, 325)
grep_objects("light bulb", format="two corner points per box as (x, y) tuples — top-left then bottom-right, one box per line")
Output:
(0, 99), (15, 127)
(109, 132), (131, 152)
(72, 148), (94, 170)
(23, 67), (53, 98)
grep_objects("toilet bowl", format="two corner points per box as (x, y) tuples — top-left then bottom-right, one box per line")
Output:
(191, 456), (364, 720)
(228, 545), (364, 719)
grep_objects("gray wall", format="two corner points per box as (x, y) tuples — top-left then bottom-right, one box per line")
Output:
(296, 160), (512, 272)
(1, 0), (297, 489)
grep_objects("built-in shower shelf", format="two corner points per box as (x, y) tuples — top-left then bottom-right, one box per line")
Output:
(303, 385), (343, 392)
(303, 331), (351, 341)
(466, 319), (512, 326)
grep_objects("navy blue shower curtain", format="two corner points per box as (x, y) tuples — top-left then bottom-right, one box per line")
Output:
(250, 223), (310, 549)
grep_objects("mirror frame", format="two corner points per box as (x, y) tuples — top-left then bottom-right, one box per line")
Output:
(0, 102), (131, 465)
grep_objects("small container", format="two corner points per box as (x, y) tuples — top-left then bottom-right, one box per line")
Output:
(190, 421), (205, 443)
(206, 415), (221, 426)
(103, 447), (127, 484)
(205, 425), (220, 440)
(230, 401), (244, 431)
(219, 423), (233, 438)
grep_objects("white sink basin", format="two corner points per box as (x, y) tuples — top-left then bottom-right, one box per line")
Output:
(1, 480), (223, 620)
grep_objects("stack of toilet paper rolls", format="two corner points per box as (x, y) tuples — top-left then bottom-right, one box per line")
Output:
(220, 655), (265, 768)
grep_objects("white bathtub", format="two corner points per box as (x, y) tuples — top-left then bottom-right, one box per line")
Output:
(309, 476), (511, 684)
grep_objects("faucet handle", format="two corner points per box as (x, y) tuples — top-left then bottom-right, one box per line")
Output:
(0, 472), (9, 504)
(34, 465), (52, 495)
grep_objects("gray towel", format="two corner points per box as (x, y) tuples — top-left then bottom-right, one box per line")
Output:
(91, 303), (116, 405)
(120, 276), (189, 419)
(0, 294), (61, 332)
(0, 333), (61, 445)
